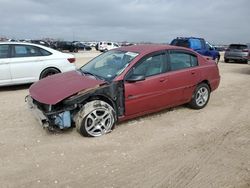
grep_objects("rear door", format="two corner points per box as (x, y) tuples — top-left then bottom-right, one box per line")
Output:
(9, 44), (45, 83)
(167, 50), (201, 104)
(0, 44), (11, 85)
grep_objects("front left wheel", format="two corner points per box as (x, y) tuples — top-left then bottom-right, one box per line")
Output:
(75, 100), (116, 137)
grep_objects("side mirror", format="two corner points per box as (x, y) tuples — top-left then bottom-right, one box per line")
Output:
(126, 74), (145, 83)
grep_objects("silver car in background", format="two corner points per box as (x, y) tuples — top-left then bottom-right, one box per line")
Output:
(224, 44), (249, 63)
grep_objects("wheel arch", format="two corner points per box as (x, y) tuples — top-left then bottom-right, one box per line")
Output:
(199, 80), (211, 91)
(39, 67), (61, 79)
(84, 94), (118, 120)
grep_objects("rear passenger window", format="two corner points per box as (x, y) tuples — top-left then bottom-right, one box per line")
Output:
(14, 46), (28, 57)
(40, 48), (52, 56)
(169, 51), (198, 71)
(13, 45), (43, 57)
(0, 45), (9, 58)
(229, 44), (248, 50)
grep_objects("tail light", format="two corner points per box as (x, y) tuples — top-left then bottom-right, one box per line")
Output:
(67, 58), (75, 63)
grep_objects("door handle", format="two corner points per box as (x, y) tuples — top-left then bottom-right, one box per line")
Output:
(159, 78), (167, 82)
(191, 71), (195, 75)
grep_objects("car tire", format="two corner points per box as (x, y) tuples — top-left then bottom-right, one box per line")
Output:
(75, 100), (116, 137)
(189, 83), (210, 109)
(224, 58), (229, 63)
(243, 60), (248, 64)
(40, 68), (60, 79)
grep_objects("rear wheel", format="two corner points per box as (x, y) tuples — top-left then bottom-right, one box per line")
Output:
(189, 83), (210, 109)
(75, 100), (116, 137)
(224, 58), (229, 63)
(40, 68), (60, 79)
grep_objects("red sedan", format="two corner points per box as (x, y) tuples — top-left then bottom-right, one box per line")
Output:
(26, 44), (220, 137)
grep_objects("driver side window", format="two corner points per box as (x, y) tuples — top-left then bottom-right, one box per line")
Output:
(131, 53), (166, 78)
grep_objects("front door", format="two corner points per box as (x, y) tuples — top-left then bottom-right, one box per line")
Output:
(124, 52), (169, 117)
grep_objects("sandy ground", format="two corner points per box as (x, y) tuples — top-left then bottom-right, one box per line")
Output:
(0, 52), (250, 188)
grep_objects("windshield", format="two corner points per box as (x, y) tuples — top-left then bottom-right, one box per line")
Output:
(80, 50), (139, 81)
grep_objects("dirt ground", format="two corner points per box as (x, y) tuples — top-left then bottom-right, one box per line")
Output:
(0, 52), (250, 188)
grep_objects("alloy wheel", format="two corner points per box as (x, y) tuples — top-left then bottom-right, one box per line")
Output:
(84, 108), (114, 137)
(195, 87), (209, 107)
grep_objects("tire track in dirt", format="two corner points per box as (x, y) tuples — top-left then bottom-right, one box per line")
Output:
(152, 65), (250, 188)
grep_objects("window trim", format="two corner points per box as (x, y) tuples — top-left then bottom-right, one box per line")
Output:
(38, 47), (52, 56)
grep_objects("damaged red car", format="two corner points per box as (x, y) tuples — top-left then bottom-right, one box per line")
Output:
(26, 44), (220, 137)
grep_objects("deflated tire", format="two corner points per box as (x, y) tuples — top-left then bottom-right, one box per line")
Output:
(75, 100), (116, 137)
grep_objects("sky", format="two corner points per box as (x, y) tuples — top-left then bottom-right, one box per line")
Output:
(0, 0), (249, 44)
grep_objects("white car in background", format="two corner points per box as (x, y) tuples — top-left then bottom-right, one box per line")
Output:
(0, 42), (76, 86)
(97, 41), (120, 52)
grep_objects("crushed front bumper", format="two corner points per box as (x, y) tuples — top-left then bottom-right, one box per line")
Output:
(25, 95), (49, 128)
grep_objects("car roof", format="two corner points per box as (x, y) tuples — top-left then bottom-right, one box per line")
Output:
(0, 41), (47, 47)
(116, 44), (192, 54)
(0, 41), (58, 53)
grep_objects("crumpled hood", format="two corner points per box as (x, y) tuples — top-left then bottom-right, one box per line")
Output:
(29, 71), (105, 105)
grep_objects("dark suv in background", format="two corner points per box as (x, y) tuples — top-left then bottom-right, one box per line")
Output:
(170, 37), (220, 62)
(224, 44), (249, 63)
(55, 41), (78, 52)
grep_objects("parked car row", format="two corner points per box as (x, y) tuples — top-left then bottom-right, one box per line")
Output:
(52, 41), (92, 52)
